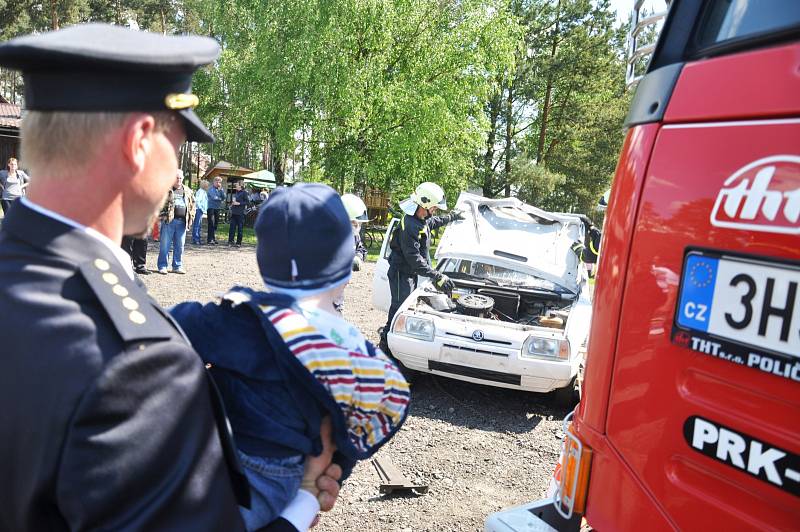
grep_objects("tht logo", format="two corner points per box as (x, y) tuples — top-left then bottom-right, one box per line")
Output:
(710, 155), (800, 235)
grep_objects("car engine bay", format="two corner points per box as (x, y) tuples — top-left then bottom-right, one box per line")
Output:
(415, 286), (572, 330)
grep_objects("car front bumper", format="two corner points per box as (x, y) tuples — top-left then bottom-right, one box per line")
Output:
(388, 332), (576, 393)
(484, 497), (581, 532)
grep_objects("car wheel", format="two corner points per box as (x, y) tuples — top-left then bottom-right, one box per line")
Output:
(552, 376), (579, 408)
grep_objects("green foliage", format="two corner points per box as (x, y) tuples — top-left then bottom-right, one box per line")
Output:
(509, 155), (566, 205)
(0, 0), (632, 216)
(478, 0), (629, 214)
(194, 0), (520, 203)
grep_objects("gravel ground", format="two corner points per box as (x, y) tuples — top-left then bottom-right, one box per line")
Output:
(141, 241), (570, 532)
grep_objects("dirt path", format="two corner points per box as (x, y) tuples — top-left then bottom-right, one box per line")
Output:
(141, 242), (569, 532)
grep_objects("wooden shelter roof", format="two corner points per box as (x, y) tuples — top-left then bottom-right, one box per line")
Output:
(0, 102), (21, 129)
(201, 160), (253, 181)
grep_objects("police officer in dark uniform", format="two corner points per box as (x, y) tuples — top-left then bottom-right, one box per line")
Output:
(380, 182), (463, 352)
(0, 24), (339, 531)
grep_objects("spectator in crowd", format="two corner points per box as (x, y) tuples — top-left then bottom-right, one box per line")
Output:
(260, 187), (269, 203)
(247, 184), (261, 205)
(192, 179), (209, 244)
(157, 169), (195, 274)
(171, 183), (409, 531)
(0, 157), (30, 216)
(121, 235), (149, 275)
(207, 175), (225, 244)
(341, 193), (368, 271)
(228, 180), (248, 247)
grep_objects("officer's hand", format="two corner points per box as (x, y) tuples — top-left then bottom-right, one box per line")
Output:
(449, 209), (465, 222)
(301, 417), (341, 510)
(435, 274), (454, 296)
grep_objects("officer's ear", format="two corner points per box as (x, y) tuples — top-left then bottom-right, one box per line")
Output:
(121, 113), (157, 174)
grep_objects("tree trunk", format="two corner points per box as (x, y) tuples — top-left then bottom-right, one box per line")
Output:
(50, 0), (59, 30)
(270, 137), (285, 187)
(482, 94), (501, 197)
(504, 84), (513, 197)
(536, 0), (561, 164)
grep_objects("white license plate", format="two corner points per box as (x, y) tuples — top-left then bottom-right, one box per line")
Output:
(675, 250), (799, 360)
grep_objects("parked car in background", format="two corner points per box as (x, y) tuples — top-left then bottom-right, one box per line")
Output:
(372, 192), (593, 404)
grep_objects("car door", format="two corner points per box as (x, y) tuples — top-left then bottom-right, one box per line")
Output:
(371, 218), (399, 312)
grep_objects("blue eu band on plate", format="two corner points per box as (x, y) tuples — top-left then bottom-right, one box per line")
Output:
(673, 249), (800, 382)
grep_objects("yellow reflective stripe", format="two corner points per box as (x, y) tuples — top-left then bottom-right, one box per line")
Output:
(589, 238), (600, 255)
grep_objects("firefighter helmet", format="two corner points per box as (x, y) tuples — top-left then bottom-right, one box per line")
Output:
(412, 182), (447, 210)
(341, 193), (369, 222)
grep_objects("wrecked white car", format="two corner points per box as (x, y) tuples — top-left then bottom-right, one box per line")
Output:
(372, 192), (592, 403)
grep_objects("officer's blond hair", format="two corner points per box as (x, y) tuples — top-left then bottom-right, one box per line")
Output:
(21, 111), (174, 176)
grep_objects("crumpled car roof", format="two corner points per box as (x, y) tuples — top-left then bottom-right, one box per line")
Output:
(435, 192), (586, 294)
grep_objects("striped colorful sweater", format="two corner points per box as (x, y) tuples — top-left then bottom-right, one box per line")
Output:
(259, 302), (410, 454)
(171, 287), (410, 474)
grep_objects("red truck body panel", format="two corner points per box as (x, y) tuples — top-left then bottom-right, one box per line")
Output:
(577, 40), (800, 531)
(577, 123), (660, 433)
(665, 43), (800, 123)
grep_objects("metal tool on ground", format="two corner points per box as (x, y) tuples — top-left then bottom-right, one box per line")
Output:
(371, 456), (429, 495)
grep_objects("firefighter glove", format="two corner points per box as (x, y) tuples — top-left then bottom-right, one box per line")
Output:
(435, 273), (454, 296)
(450, 209), (465, 222)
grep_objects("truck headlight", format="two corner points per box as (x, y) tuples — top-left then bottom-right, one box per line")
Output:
(523, 335), (570, 360)
(393, 314), (435, 341)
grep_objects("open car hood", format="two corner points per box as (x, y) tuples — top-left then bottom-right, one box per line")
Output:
(435, 192), (585, 294)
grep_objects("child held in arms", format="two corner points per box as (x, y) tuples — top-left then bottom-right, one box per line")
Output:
(171, 183), (410, 530)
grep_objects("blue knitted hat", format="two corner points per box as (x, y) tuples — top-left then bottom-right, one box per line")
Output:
(256, 183), (355, 291)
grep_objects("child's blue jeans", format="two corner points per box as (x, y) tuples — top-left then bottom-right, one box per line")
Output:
(237, 451), (304, 531)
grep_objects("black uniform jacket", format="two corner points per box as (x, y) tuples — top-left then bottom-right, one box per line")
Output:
(0, 202), (263, 531)
(388, 212), (455, 277)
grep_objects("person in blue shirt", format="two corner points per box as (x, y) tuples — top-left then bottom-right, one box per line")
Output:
(192, 179), (209, 244)
(207, 175), (226, 244)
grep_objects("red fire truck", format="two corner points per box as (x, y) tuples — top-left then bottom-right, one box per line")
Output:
(486, 1), (799, 529)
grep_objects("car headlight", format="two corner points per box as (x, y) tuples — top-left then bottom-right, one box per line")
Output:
(523, 335), (570, 360)
(393, 314), (435, 341)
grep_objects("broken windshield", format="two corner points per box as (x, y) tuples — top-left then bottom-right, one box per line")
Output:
(439, 258), (568, 293)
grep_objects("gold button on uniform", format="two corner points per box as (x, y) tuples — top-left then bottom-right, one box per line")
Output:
(94, 258), (110, 271)
(112, 285), (129, 297)
(129, 311), (146, 324)
(102, 272), (119, 285)
(122, 297), (139, 311)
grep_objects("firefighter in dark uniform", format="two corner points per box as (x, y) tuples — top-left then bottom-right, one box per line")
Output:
(572, 215), (602, 278)
(380, 182), (463, 352)
(0, 24), (339, 531)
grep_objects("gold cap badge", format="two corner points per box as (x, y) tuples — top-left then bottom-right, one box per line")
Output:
(165, 92), (199, 110)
